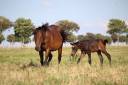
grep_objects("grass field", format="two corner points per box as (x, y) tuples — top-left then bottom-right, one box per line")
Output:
(0, 46), (128, 85)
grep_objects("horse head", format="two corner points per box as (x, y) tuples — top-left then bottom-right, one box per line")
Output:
(33, 23), (49, 51)
(70, 42), (79, 57)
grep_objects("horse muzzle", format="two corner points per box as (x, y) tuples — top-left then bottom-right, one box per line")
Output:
(71, 53), (75, 57)
(35, 47), (41, 51)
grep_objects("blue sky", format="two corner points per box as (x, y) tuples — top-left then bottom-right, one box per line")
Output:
(0, 0), (128, 35)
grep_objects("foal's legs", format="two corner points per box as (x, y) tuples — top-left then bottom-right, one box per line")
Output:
(101, 50), (111, 66)
(77, 51), (84, 64)
(87, 52), (92, 65)
(47, 52), (53, 65)
(58, 47), (62, 64)
(97, 51), (103, 66)
(39, 51), (44, 66)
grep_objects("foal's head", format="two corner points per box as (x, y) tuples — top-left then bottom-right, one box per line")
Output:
(33, 23), (49, 51)
(70, 42), (79, 57)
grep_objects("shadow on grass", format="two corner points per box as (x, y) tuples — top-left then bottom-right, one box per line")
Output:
(20, 60), (41, 70)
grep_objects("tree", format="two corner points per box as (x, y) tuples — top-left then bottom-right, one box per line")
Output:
(67, 33), (77, 42)
(0, 16), (12, 33)
(95, 33), (105, 39)
(0, 33), (4, 44)
(111, 34), (118, 43)
(119, 35), (126, 42)
(124, 27), (128, 34)
(7, 34), (15, 43)
(55, 20), (80, 42)
(107, 19), (127, 43)
(124, 26), (128, 44)
(104, 36), (112, 44)
(85, 32), (96, 40)
(14, 18), (34, 44)
(77, 35), (85, 41)
(126, 34), (128, 44)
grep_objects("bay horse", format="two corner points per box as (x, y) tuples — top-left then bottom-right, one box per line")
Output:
(70, 39), (111, 66)
(33, 23), (66, 66)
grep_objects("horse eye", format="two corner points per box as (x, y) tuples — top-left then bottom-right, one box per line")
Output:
(33, 31), (37, 35)
(32, 32), (35, 35)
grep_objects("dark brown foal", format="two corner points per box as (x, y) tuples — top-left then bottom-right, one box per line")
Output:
(70, 39), (111, 66)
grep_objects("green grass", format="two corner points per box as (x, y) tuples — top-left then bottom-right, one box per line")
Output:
(0, 46), (128, 85)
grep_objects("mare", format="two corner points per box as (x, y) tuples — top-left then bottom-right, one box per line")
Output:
(33, 23), (66, 66)
(70, 39), (111, 66)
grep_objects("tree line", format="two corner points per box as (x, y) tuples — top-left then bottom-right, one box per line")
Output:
(0, 16), (128, 46)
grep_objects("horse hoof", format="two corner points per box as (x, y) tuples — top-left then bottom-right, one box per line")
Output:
(40, 62), (44, 66)
(43, 62), (49, 67)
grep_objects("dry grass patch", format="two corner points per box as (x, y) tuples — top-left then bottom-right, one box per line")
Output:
(0, 46), (128, 85)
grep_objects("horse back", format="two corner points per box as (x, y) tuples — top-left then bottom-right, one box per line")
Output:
(76, 39), (107, 52)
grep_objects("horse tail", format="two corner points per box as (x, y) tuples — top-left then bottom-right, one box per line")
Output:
(103, 39), (108, 46)
(60, 30), (68, 42)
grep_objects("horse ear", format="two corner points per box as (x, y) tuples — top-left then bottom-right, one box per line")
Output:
(32, 29), (36, 34)
(70, 42), (74, 45)
(42, 23), (49, 27)
(32, 28), (35, 32)
(44, 23), (49, 27)
(42, 23), (49, 31)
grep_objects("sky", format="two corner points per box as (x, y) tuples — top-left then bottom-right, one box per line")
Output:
(0, 0), (128, 36)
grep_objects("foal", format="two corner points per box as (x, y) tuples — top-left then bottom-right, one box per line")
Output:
(70, 39), (111, 66)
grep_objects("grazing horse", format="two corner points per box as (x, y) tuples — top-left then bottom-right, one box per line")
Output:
(70, 39), (111, 66)
(33, 23), (66, 66)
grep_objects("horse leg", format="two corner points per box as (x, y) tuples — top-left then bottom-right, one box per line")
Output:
(70, 53), (77, 62)
(69, 55), (72, 61)
(97, 51), (103, 66)
(39, 51), (44, 66)
(74, 53), (79, 61)
(77, 51), (84, 64)
(47, 52), (53, 65)
(87, 52), (92, 65)
(101, 50), (111, 66)
(44, 49), (50, 66)
(58, 47), (62, 64)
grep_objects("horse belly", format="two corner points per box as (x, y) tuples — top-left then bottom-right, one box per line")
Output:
(89, 45), (99, 52)
(51, 41), (62, 49)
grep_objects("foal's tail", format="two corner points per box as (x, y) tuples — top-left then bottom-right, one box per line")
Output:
(103, 39), (108, 46)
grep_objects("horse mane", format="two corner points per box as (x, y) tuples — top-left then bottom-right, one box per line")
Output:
(49, 25), (57, 28)
(41, 23), (49, 31)
(70, 41), (79, 45)
(34, 23), (49, 31)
